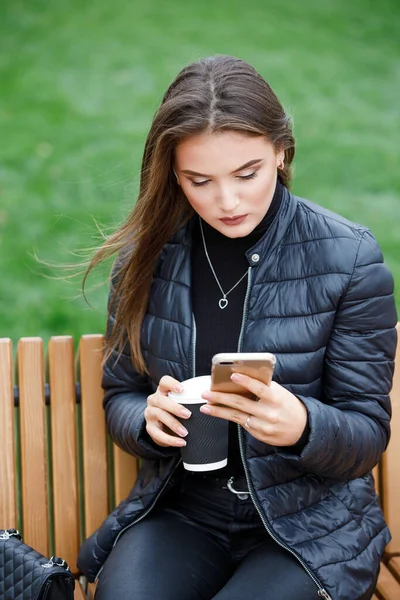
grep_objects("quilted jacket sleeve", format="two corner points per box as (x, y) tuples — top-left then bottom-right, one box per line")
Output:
(278, 230), (398, 480)
(102, 341), (178, 461)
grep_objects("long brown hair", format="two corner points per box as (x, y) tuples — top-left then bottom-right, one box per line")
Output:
(84, 55), (295, 374)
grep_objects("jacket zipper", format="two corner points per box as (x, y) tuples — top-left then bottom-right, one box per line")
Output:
(192, 313), (197, 377)
(95, 314), (198, 582)
(236, 268), (332, 600)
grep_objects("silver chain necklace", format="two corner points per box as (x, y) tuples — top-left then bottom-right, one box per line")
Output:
(199, 219), (248, 310)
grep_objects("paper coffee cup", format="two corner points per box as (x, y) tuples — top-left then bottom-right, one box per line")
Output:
(169, 375), (228, 471)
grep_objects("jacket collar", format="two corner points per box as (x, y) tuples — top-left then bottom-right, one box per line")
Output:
(172, 186), (298, 264)
(244, 186), (298, 265)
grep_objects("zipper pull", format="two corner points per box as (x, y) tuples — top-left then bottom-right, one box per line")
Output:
(318, 590), (332, 599)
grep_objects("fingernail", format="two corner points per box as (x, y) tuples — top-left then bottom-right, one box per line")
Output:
(231, 373), (241, 382)
(202, 391), (212, 400)
(180, 408), (192, 418)
(177, 439), (187, 446)
(174, 385), (184, 393)
(200, 404), (211, 414)
(178, 426), (188, 437)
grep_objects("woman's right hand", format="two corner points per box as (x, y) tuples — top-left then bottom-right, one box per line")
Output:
(144, 376), (191, 447)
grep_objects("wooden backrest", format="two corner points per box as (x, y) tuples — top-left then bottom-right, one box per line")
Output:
(382, 322), (400, 556)
(0, 327), (398, 568)
(0, 335), (138, 574)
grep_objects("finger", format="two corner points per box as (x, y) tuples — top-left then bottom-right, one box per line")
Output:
(200, 402), (248, 426)
(201, 390), (267, 420)
(242, 414), (276, 439)
(158, 375), (184, 394)
(145, 406), (190, 438)
(200, 404), (277, 444)
(147, 393), (192, 419)
(146, 413), (188, 447)
(230, 373), (277, 405)
(146, 422), (187, 447)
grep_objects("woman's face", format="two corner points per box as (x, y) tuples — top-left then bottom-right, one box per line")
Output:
(174, 130), (284, 238)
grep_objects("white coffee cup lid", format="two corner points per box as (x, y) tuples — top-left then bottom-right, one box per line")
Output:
(168, 375), (211, 404)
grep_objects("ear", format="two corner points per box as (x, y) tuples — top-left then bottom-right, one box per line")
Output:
(277, 151), (285, 170)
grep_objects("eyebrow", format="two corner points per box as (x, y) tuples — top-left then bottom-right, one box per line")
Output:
(180, 158), (264, 178)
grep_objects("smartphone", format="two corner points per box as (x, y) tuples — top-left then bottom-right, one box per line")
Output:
(211, 352), (276, 399)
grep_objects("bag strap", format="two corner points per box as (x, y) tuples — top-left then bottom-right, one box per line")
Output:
(0, 529), (22, 540)
(42, 557), (71, 571)
(0, 529), (71, 572)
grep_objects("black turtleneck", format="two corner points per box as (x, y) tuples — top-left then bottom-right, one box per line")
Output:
(190, 181), (281, 476)
(192, 180), (282, 379)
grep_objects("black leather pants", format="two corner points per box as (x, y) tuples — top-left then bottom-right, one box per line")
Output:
(95, 472), (375, 600)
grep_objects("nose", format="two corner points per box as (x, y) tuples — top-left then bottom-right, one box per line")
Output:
(216, 185), (240, 213)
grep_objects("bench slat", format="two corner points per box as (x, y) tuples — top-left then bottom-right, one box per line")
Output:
(388, 556), (400, 582)
(74, 581), (87, 599)
(372, 465), (379, 496)
(87, 582), (97, 599)
(79, 335), (109, 538)
(381, 323), (400, 555)
(48, 336), (80, 571)
(0, 338), (17, 527)
(113, 444), (139, 507)
(375, 562), (400, 599)
(18, 338), (49, 556)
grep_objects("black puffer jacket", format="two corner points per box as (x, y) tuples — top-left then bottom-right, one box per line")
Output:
(78, 188), (397, 600)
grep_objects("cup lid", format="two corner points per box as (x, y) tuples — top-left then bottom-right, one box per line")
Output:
(168, 375), (211, 404)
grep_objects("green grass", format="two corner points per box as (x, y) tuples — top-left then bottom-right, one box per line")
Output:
(1, 0), (399, 346)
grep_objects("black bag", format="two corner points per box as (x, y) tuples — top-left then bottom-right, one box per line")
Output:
(0, 529), (75, 600)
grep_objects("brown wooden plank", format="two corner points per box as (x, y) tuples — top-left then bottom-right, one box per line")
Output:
(48, 336), (80, 571)
(87, 582), (97, 599)
(381, 322), (400, 555)
(375, 562), (400, 599)
(372, 464), (379, 496)
(79, 334), (109, 538)
(0, 338), (17, 528)
(18, 337), (48, 555)
(388, 556), (400, 582)
(113, 444), (139, 506)
(74, 580), (87, 599)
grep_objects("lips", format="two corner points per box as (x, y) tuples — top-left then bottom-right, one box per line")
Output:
(219, 214), (248, 226)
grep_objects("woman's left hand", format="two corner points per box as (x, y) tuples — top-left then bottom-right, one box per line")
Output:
(200, 373), (308, 447)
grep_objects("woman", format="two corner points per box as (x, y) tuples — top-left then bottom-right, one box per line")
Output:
(77, 55), (398, 600)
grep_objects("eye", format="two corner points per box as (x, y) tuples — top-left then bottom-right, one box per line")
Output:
(190, 171), (258, 187)
(237, 172), (258, 181)
(191, 180), (210, 187)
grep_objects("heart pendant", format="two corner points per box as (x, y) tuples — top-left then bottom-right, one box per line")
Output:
(218, 298), (228, 309)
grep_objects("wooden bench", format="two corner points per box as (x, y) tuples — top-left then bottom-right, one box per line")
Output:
(0, 326), (399, 599)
